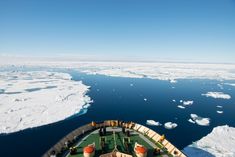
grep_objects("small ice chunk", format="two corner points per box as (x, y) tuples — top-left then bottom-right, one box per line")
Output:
(188, 119), (195, 124)
(172, 99), (176, 102)
(216, 105), (223, 108)
(164, 122), (178, 129)
(146, 120), (162, 126)
(170, 79), (177, 83)
(217, 111), (223, 114)
(183, 100), (194, 106)
(180, 100), (183, 103)
(130, 83), (134, 86)
(144, 98), (147, 101)
(177, 105), (185, 109)
(190, 114), (210, 126)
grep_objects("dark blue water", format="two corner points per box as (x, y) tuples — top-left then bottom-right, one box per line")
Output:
(0, 68), (235, 157)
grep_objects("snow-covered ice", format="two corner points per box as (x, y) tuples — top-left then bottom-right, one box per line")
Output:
(184, 125), (235, 157)
(0, 71), (92, 134)
(202, 92), (231, 99)
(146, 120), (162, 126)
(164, 122), (178, 129)
(190, 114), (210, 126)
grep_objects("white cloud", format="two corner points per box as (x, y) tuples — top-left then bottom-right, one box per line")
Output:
(202, 92), (231, 99)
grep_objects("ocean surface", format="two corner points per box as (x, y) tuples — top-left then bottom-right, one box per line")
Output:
(0, 67), (235, 157)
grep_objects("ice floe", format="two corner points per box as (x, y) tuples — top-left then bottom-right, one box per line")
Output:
(224, 83), (235, 87)
(146, 120), (162, 126)
(202, 92), (231, 99)
(184, 125), (235, 157)
(217, 111), (223, 114)
(183, 100), (194, 106)
(177, 105), (185, 109)
(0, 71), (92, 134)
(190, 114), (210, 126)
(188, 119), (196, 124)
(164, 122), (178, 129)
(172, 99), (176, 102)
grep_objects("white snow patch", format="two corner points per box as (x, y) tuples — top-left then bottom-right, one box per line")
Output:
(0, 71), (92, 134)
(190, 114), (210, 126)
(164, 122), (178, 129)
(184, 125), (235, 157)
(146, 120), (162, 126)
(202, 92), (231, 99)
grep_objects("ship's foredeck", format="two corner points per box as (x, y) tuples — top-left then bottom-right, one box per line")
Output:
(43, 120), (187, 157)
(66, 127), (172, 157)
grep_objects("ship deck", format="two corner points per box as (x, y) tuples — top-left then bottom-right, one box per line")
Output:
(66, 127), (173, 157)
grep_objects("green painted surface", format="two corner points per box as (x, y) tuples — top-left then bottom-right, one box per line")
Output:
(67, 130), (172, 157)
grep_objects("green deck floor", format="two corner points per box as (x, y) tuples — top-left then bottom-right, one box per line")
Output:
(67, 128), (172, 157)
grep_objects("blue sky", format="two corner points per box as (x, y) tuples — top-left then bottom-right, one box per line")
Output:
(0, 0), (235, 63)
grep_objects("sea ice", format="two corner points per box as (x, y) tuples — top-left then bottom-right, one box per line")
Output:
(184, 125), (235, 157)
(146, 120), (162, 126)
(202, 92), (231, 99)
(177, 105), (185, 109)
(188, 119), (195, 124)
(164, 122), (178, 129)
(190, 114), (210, 126)
(2, 61), (235, 81)
(172, 99), (176, 102)
(183, 100), (193, 106)
(217, 111), (223, 114)
(0, 71), (92, 134)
